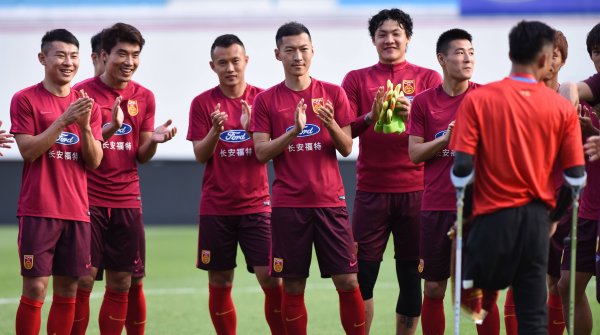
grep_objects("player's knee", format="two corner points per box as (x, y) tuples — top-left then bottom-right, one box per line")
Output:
(332, 273), (359, 291)
(557, 276), (570, 297)
(357, 260), (381, 300)
(423, 280), (446, 299)
(396, 260), (422, 317)
(208, 269), (234, 287)
(22, 279), (47, 300)
(78, 275), (96, 290)
(106, 271), (132, 292)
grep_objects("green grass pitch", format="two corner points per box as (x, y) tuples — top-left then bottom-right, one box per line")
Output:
(0, 225), (597, 334)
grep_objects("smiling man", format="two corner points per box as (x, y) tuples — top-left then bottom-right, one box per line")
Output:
(71, 22), (176, 335)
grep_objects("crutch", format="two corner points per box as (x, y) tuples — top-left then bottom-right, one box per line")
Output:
(564, 173), (587, 334)
(450, 169), (475, 335)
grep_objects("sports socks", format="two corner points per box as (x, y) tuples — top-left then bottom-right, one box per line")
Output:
(503, 288), (518, 335)
(70, 287), (92, 335)
(282, 291), (308, 335)
(209, 284), (237, 335)
(262, 284), (285, 335)
(476, 292), (500, 335)
(99, 288), (128, 335)
(421, 295), (445, 335)
(125, 282), (147, 335)
(47, 294), (76, 335)
(15, 295), (43, 335)
(337, 287), (366, 335)
(547, 291), (565, 335)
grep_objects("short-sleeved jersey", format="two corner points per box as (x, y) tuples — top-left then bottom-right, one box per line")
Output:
(341, 61), (442, 193)
(583, 72), (600, 103)
(450, 77), (584, 217)
(407, 82), (481, 211)
(186, 84), (270, 215)
(250, 78), (352, 208)
(578, 109), (600, 220)
(73, 77), (155, 208)
(10, 82), (103, 222)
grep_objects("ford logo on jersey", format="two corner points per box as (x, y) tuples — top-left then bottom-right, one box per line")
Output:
(220, 130), (250, 143)
(103, 123), (133, 135)
(56, 132), (79, 145)
(285, 124), (320, 138)
(435, 130), (447, 139)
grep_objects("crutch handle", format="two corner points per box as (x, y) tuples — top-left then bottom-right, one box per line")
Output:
(564, 173), (587, 188)
(451, 169), (475, 189)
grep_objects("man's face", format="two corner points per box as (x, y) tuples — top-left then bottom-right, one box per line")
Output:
(275, 33), (313, 78)
(103, 41), (140, 85)
(91, 51), (105, 77)
(544, 47), (564, 82)
(372, 19), (410, 64)
(440, 39), (474, 82)
(39, 41), (79, 86)
(591, 46), (600, 73)
(210, 44), (248, 88)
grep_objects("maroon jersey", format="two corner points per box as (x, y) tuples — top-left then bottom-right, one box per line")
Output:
(584, 72), (600, 103)
(407, 82), (481, 211)
(342, 61), (442, 193)
(579, 110), (600, 220)
(10, 83), (102, 222)
(186, 85), (270, 215)
(250, 79), (352, 208)
(74, 77), (155, 208)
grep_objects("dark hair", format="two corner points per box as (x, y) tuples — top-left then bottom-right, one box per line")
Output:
(436, 28), (472, 55)
(210, 34), (245, 57)
(586, 23), (600, 58)
(275, 21), (311, 47)
(508, 20), (555, 65)
(41, 29), (79, 54)
(554, 30), (568, 63)
(91, 30), (104, 55)
(101, 22), (145, 55)
(368, 8), (413, 39)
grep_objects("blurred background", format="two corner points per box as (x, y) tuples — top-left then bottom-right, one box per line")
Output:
(0, 0), (599, 223)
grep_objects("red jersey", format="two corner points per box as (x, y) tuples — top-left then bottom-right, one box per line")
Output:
(10, 83), (103, 222)
(407, 82), (481, 211)
(584, 72), (600, 103)
(579, 109), (600, 220)
(250, 78), (352, 208)
(73, 77), (155, 208)
(341, 61), (442, 193)
(450, 77), (584, 217)
(186, 85), (270, 215)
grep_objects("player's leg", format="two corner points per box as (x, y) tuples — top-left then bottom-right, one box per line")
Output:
(352, 191), (392, 334)
(125, 215), (146, 335)
(545, 214), (569, 335)
(391, 191), (422, 335)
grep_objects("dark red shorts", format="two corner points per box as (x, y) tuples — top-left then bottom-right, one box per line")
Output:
(561, 217), (599, 274)
(270, 207), (357, 278)
(547, 213), (570, 278)
(90, 206), (145, 276)
(419, 211), (456, 281)
(197, 213), (271, 272)
(18, 216), (91, 277)
(352, 190), (421, 262)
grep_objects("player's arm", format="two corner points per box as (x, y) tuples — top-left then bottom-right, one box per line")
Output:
(350, 87), (383, 138)
(77, 90), (103, 169)
(137, 119), (177, 164)
(408, 121), (455, 163)
(0, 120), (15, 156)
(577, 81), (595, 102)
(192, 103), (227, 163)
(101, 96), (123, 141)
(316, 100), (352, 157)
(253, 99), (306, 163)
(15, 97), (93, 163)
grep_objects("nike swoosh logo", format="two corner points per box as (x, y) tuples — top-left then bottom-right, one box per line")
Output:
(133, 320), (146, 325)
(285, 315), (304, 322)
(552, 320), (565, 325)
(349, 260), (358, 267)
(108, 315), (126, 321)
(274, 309), (281, 313)
(73, 318), (85, 322)
(215, 308), (235, 316)
(504, 314), (516, 317)
(353, 322), (366, 327)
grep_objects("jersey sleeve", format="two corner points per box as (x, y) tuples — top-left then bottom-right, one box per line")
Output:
(450, 94), (479, 155)
(90, 104), (103, 141)
(406, 93), (426, 137)
(140, 91), (156, 132)
(426, 70), (443, 89)
(9, 93), (35, 135)
(558, 104), (585, 170)
(186, 96), (212, 141)
(249, 91), (271, 134)
(341, 71), (360, 117)
(333, 86), (352, 128)
(583, 73), (600, 102)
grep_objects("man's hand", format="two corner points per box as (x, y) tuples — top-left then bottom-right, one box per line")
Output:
(57, 92), (94, 127)
(110, 96), (124, 129)
(240, 99), (252, 133)
(368, 86), (384, 124)
(74, 90), (94, 129)
(292, 98), (307, 135)
(395, 94), (411, 122)
(584, 135), (600, 161)
(443, 120), (456, 143)
(151, 119), (177, 143)
(579, 104), (599, 137)
(211, 103), (228, 133)
(0, 120), (14, 156)
(316, 100), (337, 129)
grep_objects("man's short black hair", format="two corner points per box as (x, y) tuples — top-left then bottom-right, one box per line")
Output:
(210, 34), (245, 57)
(275, 21), (311, 47)
(41, 29), (79, 54)
(101, 22), (145, 55)
(436, 28), (473, 55)
(586, 23), (600, 58)
(91, 30), (105, 55)
(509, 20), (555, 65)
(368, 8), (413, 39)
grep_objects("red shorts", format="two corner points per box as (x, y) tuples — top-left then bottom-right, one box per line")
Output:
(561, 217), (599, 274)
(197, 213), (271, 272)
(270, 207), (357, 278)
(90, 206), (145, 276)
(419, 211), (456, 281)
(18, 216), (91, 277)
(352, 190), (421, 262)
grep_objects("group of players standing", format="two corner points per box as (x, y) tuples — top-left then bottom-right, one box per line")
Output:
(3, 6), (600, 335)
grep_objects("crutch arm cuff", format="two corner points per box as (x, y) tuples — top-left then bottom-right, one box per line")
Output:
(564, 172), (587, 188)
(451, 169), (474, 188)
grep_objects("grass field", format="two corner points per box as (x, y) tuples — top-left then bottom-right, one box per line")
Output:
(0, 225), (597, 334)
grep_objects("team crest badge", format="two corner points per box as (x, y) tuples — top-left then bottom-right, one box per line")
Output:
(418, 258), (424, 273)
(311, 98), (324, 114)
(402, 80), (415, 95)
(201, 250), (211, 265)
(273, 258), (284, 273)
(127, 100), (139, 116)
(24, 255), (34, 270)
